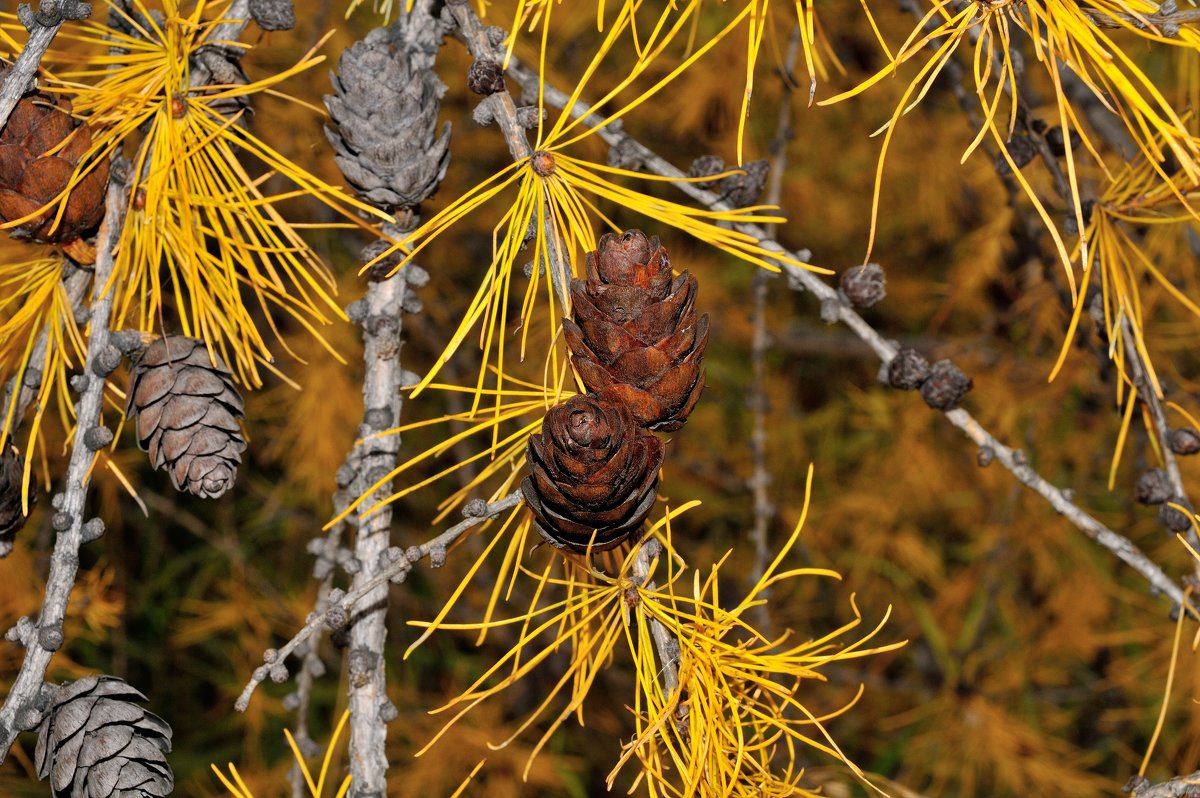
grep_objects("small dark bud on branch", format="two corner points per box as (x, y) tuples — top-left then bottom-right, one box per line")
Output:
(467, 59), (505, 95)
(1159, 499), (1194, 533)
(840, 263), (887, 308)
(1135, 469), (1172, 505)
(887, 348), (930, 390)
(1169, 427), (1200, 455)
(687, 154), (725, 190)
(997, 135), (1037, 173)
(920, 359), (972, 410)
(720, 159), (769, 206)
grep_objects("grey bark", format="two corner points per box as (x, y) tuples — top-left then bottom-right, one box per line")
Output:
(0, 172), (126, 762)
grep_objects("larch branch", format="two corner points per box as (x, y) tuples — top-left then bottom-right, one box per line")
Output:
(235, 491), (524, 712)
(507, 59), (1191, 612)
(0, 169), (126, 762)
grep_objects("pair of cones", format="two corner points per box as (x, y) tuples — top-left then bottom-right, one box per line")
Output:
(522, 230), (709, 553)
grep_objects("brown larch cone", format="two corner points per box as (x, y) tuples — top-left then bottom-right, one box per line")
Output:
(126, 336), (246, 499)
(0, 441), (30, 556)
(522, 393), (663, 553)
(564, 230), (709, 431)
(36, 675), (174, 797)
(0, 62), (109, 247)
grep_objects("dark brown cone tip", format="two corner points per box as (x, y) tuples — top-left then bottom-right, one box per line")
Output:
(591, 229), (670, 289)
(523, 394), (663, 554)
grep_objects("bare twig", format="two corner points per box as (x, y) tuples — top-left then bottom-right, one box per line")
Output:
(507, 60), (1191, 611)
(1130, 769), (1200, 798)
(900, 0), (1200, 582)
(1082, 5), (1200, 33)
(747, 25), (801, 633)
(0, 168), (126, 762)
(235, 491), (524, 712)
(0, 1), (91, 134)
(1120, 320), (1200, 564)
(337, 259), (411, 794)
(287, 525), (340, 798)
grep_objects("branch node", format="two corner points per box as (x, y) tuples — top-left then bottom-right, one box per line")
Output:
(467, 59), (505, 95)
(472, 95), (497, 126)
(89, 344), (122, 378)
(82, 425), (112, 451)
(920, 359), (973, 410)
(5, 616), (34, 647)
(36, 623), (62, 652)
(514, 105), (545, 129)
(110, 330), (145, 355)
(887, 348), (930, 390)
(18, 0), (91, 30)
(80, 517), (104, 543)
(14, 703), (41, 732)
(819, 296), (841, 324)
(363, 407), (393, 432)
(324, 605), (348, 631)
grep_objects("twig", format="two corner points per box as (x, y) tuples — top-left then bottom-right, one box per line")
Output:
(0, 167), (126, 762)
(506, 59), (1191, 611)
(1130, 769), (1200, 798)
(445, 0), (571, 309)
(1120, 319), (1200, 565)
(747, 24), (800, 633)
(0, 1), (91, 134)
(287, 525), (339, 798)
(235, 491), (523, 712)
(0, 267), (90, 434)
(337, 257), (411, 794)
(901, 0), (1200, 580)
(1082, 5), (1200, 33)
(629, 540), (678, 693)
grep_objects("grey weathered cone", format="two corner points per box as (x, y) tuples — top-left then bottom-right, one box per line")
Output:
(36, 676), (174, 797)
(0, 441), (30, 556)
(126, 335), (246, 499)
(325, 25), (451, 210)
